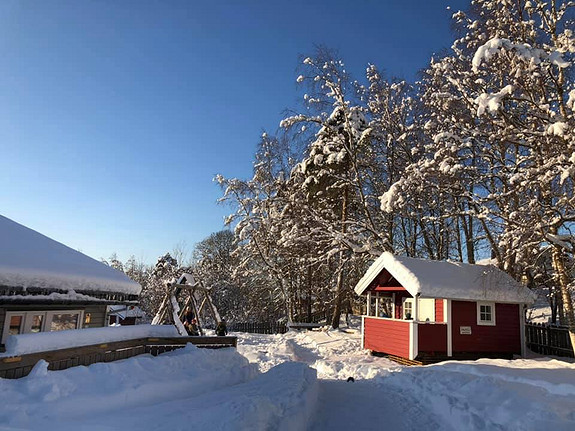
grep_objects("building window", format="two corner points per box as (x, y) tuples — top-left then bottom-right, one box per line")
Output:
(29, 314), (44, 333)
(49, 313), (80, 331)
(8, 315), (24, 336)
(477, 302), (496, 326)
(403, 298), (413, 320)
(2, 310), (84, 343)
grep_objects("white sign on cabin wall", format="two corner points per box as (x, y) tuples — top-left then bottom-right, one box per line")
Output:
(459, 326), (472, 335)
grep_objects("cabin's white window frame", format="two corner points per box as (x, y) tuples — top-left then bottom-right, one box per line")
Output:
(402, 298), (414, 320)
(476, 302), (496, 326)
(2, 310), (84, 344)
(2, 311), (26, 343)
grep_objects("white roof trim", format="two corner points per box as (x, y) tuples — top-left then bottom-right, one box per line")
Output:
(354, 252), (536, 304)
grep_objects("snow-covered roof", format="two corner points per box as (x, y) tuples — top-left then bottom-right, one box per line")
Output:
(108, 305), (145, 319)
(177, 273), (197, 286)
(354, 252), (536, 304)
(0, 215), (141, 297)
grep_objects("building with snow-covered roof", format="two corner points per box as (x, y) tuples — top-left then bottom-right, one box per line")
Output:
(355, 252), (536, 363)
(108, 305), (145, 325)
(0, 215), (141, 347)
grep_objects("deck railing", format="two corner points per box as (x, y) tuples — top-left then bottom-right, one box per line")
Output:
(363, 316), (414, 359)
(0, 335), (237, 379)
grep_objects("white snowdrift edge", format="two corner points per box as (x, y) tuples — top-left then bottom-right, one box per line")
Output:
(0, 324), (180, 357)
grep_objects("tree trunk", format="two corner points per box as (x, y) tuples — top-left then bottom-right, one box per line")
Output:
(307, 263), (312, 323)
(550, 243), (575, 356)
(331, 266), (345, 329)
(331, 187), (349, 329)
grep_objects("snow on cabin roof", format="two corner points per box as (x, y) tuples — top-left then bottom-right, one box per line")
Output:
(354, 252), (536, 304)
(0, 215), (141, 297)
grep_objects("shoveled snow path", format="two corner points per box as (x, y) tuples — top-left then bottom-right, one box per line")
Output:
(238, 326), (447, 430)
(312, 379), (444, 431)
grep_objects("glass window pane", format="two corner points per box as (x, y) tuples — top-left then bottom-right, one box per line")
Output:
(9, 315), (23, 335)
(50, 313), (79, 331)
(479, 305), (492, 322)
(30, 315), (44, 333)
(404, 300), (413, 319)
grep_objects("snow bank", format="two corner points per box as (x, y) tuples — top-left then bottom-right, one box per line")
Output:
(238, 321), (397, 379)
(0, 343), (317, 431)
(0, 214), (140, 295)
(379, 359), (575, 430)
(354, 252), (536, 304)
(115, 362), (318, 431)
(1, 324), (180, 357)
(0, 344), (259, 430)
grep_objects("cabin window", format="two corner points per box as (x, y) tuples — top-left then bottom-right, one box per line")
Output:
(46, 311), (82, 332)
(403, 299), (413, 320)
(8, 315), (24, 336)
(29, 314), (44, 333)
(2, 310), (84, 343)
(477, 302), (496, 326)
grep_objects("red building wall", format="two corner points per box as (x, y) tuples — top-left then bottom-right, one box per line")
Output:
(451, 301), (520, 354)
(435, 299), (444, 322)
(418, 323), (447, 354)
(364, 317), (411, 358)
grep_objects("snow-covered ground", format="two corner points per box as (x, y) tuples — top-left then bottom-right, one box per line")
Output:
(1, 319), (574, 430)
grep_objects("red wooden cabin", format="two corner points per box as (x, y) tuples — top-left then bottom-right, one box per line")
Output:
(355, 253), (536, 362)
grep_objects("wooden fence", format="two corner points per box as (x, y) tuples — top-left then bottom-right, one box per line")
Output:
(0, 335), (237, 379)
(228, 310), (336, 335)
(292, 308), (334, 325)
(525, 323), (573, 358)
(229, 321), (288, 335)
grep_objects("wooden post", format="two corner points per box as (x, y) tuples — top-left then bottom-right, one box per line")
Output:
(367, 292), (372, 316)
(520, 304), (526, 357)
(189, 292), (203, 336)
(446, 299), (452, 357)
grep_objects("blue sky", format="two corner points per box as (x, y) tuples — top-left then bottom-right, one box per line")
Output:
(0, 0), (469, 264)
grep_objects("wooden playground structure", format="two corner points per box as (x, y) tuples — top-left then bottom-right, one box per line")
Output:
(152, 273), (222, 336)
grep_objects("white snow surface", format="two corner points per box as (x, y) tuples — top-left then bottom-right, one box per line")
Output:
(1, 324), (180, 357)
(0, 215), (141, 295)
(354, 252), (536, 304)
(1, 318), (574, 430)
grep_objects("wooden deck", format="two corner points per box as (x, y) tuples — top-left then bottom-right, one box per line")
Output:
(0, 335), (237, 379)
(372, 351), (515, 366)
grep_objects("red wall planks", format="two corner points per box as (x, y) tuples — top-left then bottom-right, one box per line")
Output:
(364, 317), (411, 358)
(418, 323), (448, 353)
(435, 299), (444, 322)
(451, 301), (520, 354)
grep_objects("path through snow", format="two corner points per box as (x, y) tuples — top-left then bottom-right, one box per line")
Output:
(312, 379), (444, 431)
